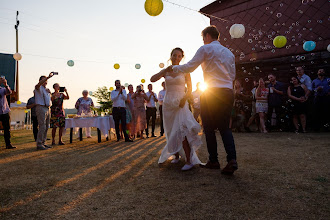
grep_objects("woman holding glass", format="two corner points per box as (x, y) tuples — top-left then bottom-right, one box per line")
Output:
(75, 90), (94, 138)
(50, 83), (69, 145)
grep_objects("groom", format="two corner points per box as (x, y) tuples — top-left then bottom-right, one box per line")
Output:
(169, 25), (238, 175)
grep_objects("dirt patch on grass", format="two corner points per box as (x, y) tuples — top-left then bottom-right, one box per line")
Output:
(0, 130), (329, 219)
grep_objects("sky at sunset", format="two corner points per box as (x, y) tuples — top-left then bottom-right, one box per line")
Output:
(0, 0), (213, 108)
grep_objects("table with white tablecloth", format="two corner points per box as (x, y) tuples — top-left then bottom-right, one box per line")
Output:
(65, 116), (115, 143)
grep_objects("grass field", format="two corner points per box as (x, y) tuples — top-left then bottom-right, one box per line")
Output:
(0, 129), (329, 219)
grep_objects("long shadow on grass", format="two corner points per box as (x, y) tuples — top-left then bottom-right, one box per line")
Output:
(0, 138), (162, 213)
(0, 138), (126, 165)
(55, 139), (166, 216)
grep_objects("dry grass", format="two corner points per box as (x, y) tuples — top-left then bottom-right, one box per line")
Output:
(0, 129), (329, 219)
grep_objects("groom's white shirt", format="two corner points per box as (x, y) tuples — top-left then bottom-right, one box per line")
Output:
(172, 41), (236, 89)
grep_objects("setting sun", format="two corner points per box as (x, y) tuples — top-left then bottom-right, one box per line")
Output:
(199, 82), (208, 92)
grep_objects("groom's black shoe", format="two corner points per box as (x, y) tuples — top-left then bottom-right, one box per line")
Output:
(200, 161), (220, 169)
(221, 159), (238, 175)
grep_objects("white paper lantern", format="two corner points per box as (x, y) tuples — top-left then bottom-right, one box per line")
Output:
(229, 24), (245, 38)
(327, 44), (330, 52)
(13, 53), (22, 61)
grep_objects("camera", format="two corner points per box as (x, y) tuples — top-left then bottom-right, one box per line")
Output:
(51, 72), (58, 75)
(60, 87), (65, 92)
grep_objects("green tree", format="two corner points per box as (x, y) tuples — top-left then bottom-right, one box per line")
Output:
(91, 86), (113, 113)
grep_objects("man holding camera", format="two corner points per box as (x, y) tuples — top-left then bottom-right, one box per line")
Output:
(0, 76), (15, 149)
(111, 80), (133, 142)
(145, 84), (158, 138)
(34, 72), (55, 150)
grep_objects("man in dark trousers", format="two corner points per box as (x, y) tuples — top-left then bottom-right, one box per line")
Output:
(170, 25), (238, 175)
(110, 80), (133, 142)
(145, 84), (158, 138)
(0, 76), (15, 149)
(26, 95), (38, 141)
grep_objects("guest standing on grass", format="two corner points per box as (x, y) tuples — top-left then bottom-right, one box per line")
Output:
(0, 76), (15, 149)
(110, 80), (133, 142)
(168, 26), (238, 175)
(145, 84), (158, 138)
(246, 79), (259, 131)
(287, 76), (308, 133)
(50, 83), (69, 145)
(127, 84), (135, 138)
(255, 78), (269, 133)
(191, 82), (203, 123)
(132, 85), (149, 139)
(75, 90), (94, 138)
(158, 81), (166, 136)
(34, 72), (55, 150)
(267, 74), (285, 131)
(312, 69), (330, 131)
(26, 95), (38, 141)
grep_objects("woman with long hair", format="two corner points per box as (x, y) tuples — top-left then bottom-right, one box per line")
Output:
(150, 47), (202, 171)
(50, 83), (69, 145)
(287, 76), (308, 133)
(255, 78), (269, 133)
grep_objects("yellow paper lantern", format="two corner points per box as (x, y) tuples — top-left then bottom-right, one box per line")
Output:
(114, 63), (120, 69)
(24, 110), (28, 113)
(13, 53), (22, 61)
(145, 0), (163, 16)
(273, 36), (287, 48)
(17, 101), (22, 105)
(159, 63), (165, 68)
(109, 87), (114, 91)
(141, 79), (146, 83)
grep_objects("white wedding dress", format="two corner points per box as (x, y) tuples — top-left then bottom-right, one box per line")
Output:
(158, 73), (202, 165)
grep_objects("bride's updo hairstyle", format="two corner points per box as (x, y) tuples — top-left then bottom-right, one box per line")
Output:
(168, 47), (185, 65)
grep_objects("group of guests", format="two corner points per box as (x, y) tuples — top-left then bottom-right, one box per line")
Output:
(110, 80), (167, 142)
(25, 72), (95, 150)
(231, 67), (330, 133)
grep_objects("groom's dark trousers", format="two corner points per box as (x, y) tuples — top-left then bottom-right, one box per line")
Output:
(201, 88), (237, 163)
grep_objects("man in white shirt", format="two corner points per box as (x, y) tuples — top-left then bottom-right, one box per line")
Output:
(191, 82), (203, 123)
(296, 66), (312, 97)
(110, 80), (133, 142)
(34, 72), (54, 150)
(158, 82), (166, 136)
(170, 25), (238, 175)
(145, 84), (158, 138)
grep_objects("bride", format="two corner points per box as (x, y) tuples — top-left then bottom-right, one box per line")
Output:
(150, 47), (202, 171)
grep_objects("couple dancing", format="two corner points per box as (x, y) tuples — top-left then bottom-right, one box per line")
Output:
(151, 26), (238, 174)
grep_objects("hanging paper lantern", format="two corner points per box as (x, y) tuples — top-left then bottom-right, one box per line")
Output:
(13, 53), (22, 61)
(89, 91), (93, 96)
(159, 63), (165, 68)
(24, 110), (28, 113)
(135, 64), (141, 69)
(109, 87), (114, 91)
(303, 41), (316, 52)
(273, 36), (287, 48)
(17, 101), (21, 105)
(229, 24), (245, 38)
(67, 60), (74, 67)
(114, 63), (120, 69)
(141, 79), (146, 83)
(144, 0), (163, 16)
(124, 83), (129, 87)
(327, 44), (330, 52)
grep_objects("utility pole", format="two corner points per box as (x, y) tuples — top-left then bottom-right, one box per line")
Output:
(14, 11), (19, 101)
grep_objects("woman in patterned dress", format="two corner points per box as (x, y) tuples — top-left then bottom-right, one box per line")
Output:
(75, 90), (94, 138)
(255, 78), (269, 133)
(131, 85), (149, 139)
(50, 83), (69, 145)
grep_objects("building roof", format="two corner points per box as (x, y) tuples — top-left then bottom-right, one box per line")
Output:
(200, 0), (330, 62)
